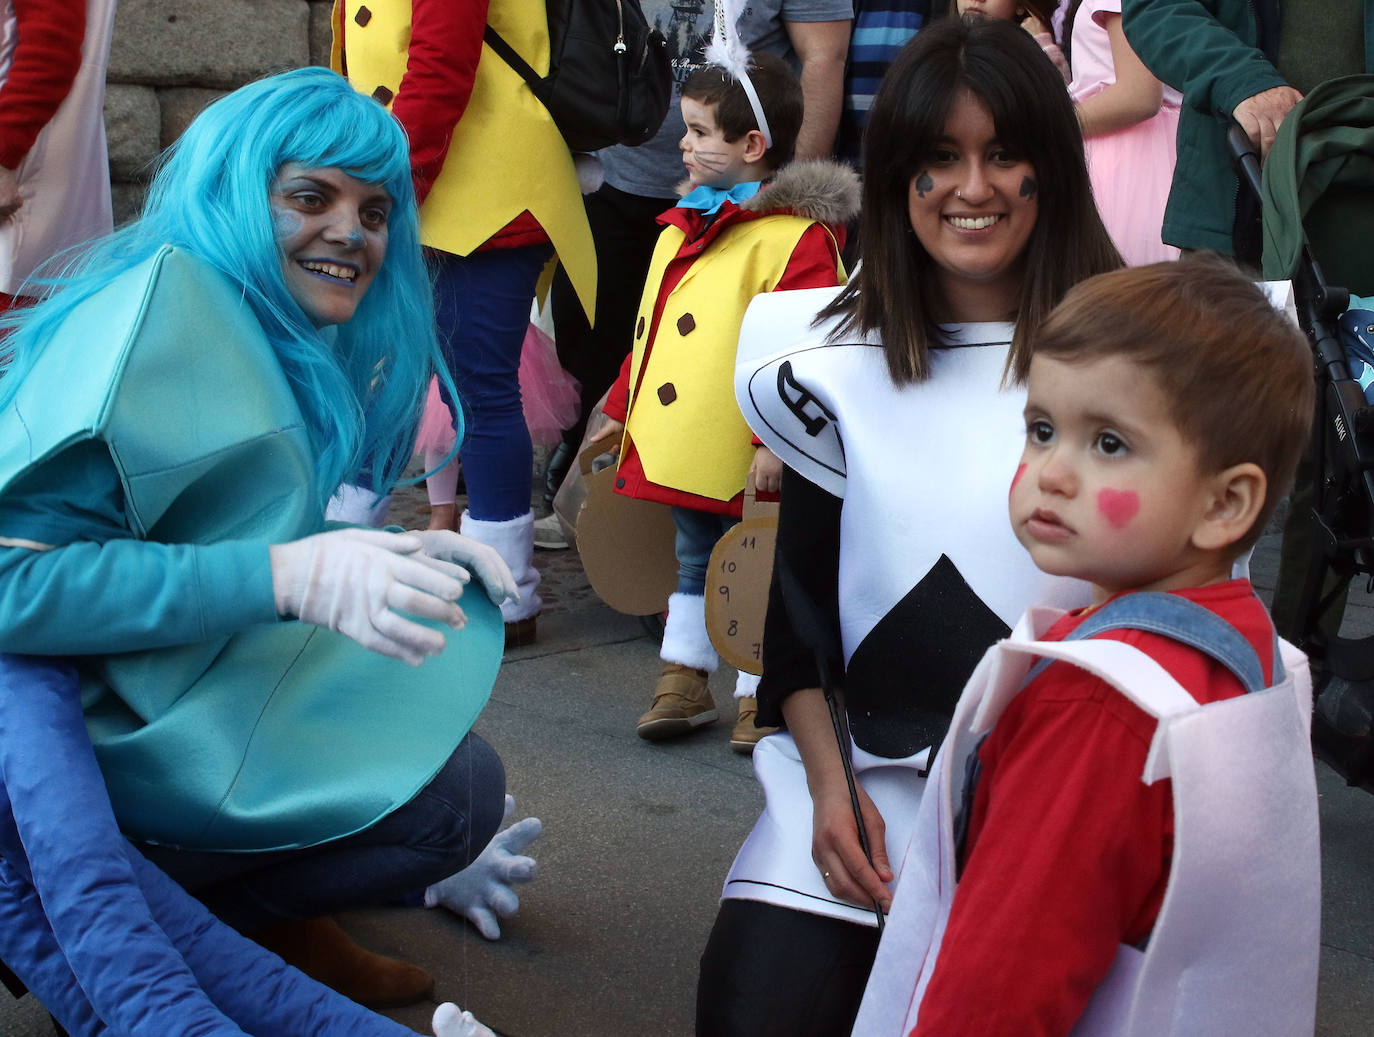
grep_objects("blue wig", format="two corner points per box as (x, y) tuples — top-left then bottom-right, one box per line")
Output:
(0, 66), (454, 503)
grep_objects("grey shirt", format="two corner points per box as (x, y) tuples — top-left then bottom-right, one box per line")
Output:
(602, 0), (853, 199)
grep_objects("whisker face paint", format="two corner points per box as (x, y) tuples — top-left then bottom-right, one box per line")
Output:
(1097, 488), (1139, 529)
(690, 149), (733, 173)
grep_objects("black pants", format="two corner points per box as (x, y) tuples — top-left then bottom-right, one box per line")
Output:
(697, 899), (881, 1037)
(549, 182), (674, 450)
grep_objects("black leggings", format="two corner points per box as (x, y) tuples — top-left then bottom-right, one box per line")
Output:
(696, 899), (881, 1037)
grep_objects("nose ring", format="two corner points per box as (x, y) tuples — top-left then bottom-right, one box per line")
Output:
(956, 189), (965, 201)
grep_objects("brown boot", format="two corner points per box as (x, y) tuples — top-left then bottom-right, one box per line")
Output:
(250, 916), (435, 1008)
(730, 695), (779, 754)
(637, 663), (717, 740)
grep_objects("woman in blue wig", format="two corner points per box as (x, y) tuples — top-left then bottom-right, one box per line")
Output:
(0, 66), (524, 1025)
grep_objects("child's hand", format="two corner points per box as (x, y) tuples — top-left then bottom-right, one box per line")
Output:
(750, 446), (783, 495)
(1019, 12), (1048, 35)
(811, 779), (894, 912)
(588, 416), (625, 456)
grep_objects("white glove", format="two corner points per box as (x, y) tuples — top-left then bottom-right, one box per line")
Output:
(424, 794), (541, 940)
(269, 528), (469, 666)
(432, 1002), (495, 1037)
(412, 529), (520, 607)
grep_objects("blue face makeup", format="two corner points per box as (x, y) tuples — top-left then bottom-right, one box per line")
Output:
(270, 205), (304, 241)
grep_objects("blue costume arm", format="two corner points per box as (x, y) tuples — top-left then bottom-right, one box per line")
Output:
(0, 655), (247, 1036)
(0, 655), (417, 1036)
(0, 441), (277, 654)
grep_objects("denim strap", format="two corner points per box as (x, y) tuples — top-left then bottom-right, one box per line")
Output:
(1025, 592), (1279, 693)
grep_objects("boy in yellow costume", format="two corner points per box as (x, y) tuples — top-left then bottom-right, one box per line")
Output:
(333, 0), (596, 645)
(592, 54), (858, 749)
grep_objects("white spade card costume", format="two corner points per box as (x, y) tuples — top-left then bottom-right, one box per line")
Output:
(855, 598), (1321, 1036)
(723, 287), (1088, 923)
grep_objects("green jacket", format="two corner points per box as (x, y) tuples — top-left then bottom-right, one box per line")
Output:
(1121, 0), (1287, 253)
(1122, 0), (1374, 255)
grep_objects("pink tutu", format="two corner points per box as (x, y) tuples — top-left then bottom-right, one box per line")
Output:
(411, 323), (580, 458)
(1083, 101), (1182, 266)
(519, 321), (581, 447)
(413, 376), (456, 456)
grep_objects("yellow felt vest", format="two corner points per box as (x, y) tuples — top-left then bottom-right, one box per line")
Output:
(331, 0), (596, 318)
(624, 215), (838, 503)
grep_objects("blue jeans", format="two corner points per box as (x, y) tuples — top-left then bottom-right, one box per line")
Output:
(432, 245), (552, 521)
(672, 506), (738, 596)
(141, 733), (507, 931)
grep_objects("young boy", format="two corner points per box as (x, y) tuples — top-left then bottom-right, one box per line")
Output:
(858, 259), (1321, 1035)
(591, 54), (859, 749)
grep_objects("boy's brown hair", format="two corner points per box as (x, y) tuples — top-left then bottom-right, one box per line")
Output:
(681, 53), (803, 171)
(1022, 256), (1315, 552)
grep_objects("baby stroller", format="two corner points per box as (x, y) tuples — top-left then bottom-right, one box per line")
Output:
(1230, 73), (1374, 792)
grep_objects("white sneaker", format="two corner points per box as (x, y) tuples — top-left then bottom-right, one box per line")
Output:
(533, 512), (570, 550)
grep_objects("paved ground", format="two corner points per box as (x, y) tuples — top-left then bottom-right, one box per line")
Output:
(4, 485), (1373, 1036)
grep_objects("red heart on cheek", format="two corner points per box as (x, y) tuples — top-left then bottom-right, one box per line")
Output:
(1097, 489), (1140, 530)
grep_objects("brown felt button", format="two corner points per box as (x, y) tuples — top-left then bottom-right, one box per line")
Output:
(354, 6), (372, 26)
(371, 85), (394, 105)
(636, 316), (645, 339)
(676, 313), (695, 336)
(657, 382), (677, 405)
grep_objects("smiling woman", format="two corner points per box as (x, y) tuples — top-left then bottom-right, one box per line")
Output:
(903, 88), (1039, 319)
(0, 67), (518, 1036)
(270, 162), (391, 327)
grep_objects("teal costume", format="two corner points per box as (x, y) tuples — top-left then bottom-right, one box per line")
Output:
(0, 246), (503, 852)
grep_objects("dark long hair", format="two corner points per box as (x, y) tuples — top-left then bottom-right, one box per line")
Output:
(818, 16), (1120, 383)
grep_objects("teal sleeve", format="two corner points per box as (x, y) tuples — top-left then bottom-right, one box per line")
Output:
(0, 440), (279, 655)
(1121, 0), (1287, 117)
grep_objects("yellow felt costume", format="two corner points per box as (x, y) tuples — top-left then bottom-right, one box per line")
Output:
(608, 162), (859, 511)
(625, 215), (818, 503)
(331, 0), (596, 317)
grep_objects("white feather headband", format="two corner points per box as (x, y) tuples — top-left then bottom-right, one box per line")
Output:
(704, 0), (774, 150)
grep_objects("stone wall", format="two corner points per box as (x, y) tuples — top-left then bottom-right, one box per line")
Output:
(103, 0), (335, 224)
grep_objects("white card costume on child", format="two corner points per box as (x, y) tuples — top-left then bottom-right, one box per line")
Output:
(723, 287), (1087, 923)
(854, 604), (1321, 1035)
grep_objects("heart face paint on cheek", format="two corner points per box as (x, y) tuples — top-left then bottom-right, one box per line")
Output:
(1097, 488), (1140, 530)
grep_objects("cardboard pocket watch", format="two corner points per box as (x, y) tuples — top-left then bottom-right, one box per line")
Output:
(574, 444), (679, 616)
(706, 474), (779, 675)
